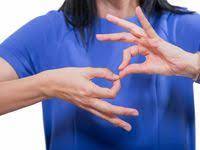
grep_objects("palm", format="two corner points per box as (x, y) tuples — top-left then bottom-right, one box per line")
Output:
(143, 44), (183, 75)
(96, 6), (190, 77)
(145, 51), (170, 74)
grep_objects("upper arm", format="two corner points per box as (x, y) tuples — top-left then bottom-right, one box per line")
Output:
(0, 11), (58, 80)
(0, 57), (18, 82)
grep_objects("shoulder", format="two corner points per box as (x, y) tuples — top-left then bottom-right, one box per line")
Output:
(20, 10), (71, 40)
(1, 10), (72, 51)
(0, 10), (73, 59)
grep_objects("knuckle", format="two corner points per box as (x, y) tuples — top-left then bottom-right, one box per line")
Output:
(103, 68), (111, 73)
(121, 109), (130, 115)
(121, 32), (128, 39)
(122, 32), (127, 35)
(121, 35), (127, 40)
(112, 118), (121, 126)
(81, 88), (93, 97)
(145, 24), (152, 31)
(86, 90), (93, 97)
(157, 38), (163, 43)
(123, 51), (130, 59)
(128, 27), (134, 32)
(107, 37), (112, 40)
(90, 100), (98, 108)
(124, 47), (131, 54)
(137, 47), (140, 55)
(124, 49), (129, 55)
(103, 68), (112, 76)
(81, 99), (91, 107)
(85, 67), (93, 72)
(116, 20), (120, 26)
(109, 91), (117, 98)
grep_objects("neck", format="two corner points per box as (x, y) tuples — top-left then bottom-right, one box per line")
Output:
(96, 0), (139, 19)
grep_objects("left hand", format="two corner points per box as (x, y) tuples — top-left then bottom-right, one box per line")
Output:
(96, 6), (200, 79)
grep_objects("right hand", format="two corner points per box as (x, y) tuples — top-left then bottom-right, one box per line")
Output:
(39, 67), (139, 131)
(96, 7), (200, 79)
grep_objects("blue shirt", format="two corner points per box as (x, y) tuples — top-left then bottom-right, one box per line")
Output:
(0, 10), (199, 150)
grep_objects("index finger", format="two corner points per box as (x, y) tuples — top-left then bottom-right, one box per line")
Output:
(90, 98), (139, 116)
(135, 6), (158, 38)
(90, 79), (121, 99)
(106, 14), (146, 38)
(86, 67), (119, 80)
(83, 105), (132, 131)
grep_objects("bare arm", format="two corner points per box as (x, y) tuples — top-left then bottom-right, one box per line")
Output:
(97, 6), (200, 81)
(0, 57), (45, 115)
(0, 57), (139, 131)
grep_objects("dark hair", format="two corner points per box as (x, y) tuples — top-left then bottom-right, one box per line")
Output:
(60, 0), (193, 45)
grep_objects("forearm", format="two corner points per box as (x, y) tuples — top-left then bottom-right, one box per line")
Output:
(0, 74), (47, 115)
(185, 52), (200, 82)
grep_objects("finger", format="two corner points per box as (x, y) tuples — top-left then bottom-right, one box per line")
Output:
(91, 99), (139, 116)
(90, 83), (115, 99)
(96, 32), (137, 43)
(134, 37), (161, 54)
(110, 79), (121, 95)
(135, 6), (158, 38)
(146, 38), (162, 49)
(87, 69), (121, 99)
(90, 79), (121, 99)
(86, 67), (119, 80)
(84, 106), (132, 131)
(119, 63), (149, 78)
(119, 46), (138, 70)
(106, 14), (146, 38)
(119, 46), (148, 70)
(134, 37), (150, 48)
(109, 104), (139, 116)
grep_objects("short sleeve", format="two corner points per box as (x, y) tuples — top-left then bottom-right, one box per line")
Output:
(0, 11), (58, 78)
(167, 13), (200, 53)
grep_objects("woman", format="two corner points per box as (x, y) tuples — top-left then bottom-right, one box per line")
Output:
(0, 0), (199, 149)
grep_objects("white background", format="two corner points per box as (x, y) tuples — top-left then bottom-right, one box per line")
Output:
(0, 0), (199, 149)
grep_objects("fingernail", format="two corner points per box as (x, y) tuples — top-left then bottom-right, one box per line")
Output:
(96, 34), (102, 40)
(113, 74), (120, 80)
(118, 64), (122, 70)
(96, 34), (101, 37)
(124, 125), (132, 132)
(118, 65), (124, 70)
(106, 14), (112, 18)
(132, 110), (139, 116)
(106, 14), (113, 21)
(119, 72), (125, 78)
(136, 6), (142, 12)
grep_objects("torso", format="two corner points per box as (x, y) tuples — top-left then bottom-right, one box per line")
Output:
(33, 11), (198, 150)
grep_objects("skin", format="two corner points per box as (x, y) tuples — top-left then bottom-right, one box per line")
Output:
(0, 1), (199, 132)
(96, 6), (200, 79)
(0, 60), (139, 131)
(96, 0), (138, 18)
(0, 0), (139, 132)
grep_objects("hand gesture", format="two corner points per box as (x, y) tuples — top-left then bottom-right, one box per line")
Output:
(97, 7), (199, 79)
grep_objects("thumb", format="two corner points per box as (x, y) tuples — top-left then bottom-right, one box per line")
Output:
(119, 63), (149, 78)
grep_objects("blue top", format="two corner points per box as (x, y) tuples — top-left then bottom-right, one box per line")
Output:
(0, 10), (199, 150)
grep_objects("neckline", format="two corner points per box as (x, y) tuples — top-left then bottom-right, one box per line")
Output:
(59, 10), (138, 27)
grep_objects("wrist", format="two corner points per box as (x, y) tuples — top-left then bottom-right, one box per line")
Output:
(36, 71), (55, 99)
(185, 52), (200, 80)
(192, 52), (200, 82)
